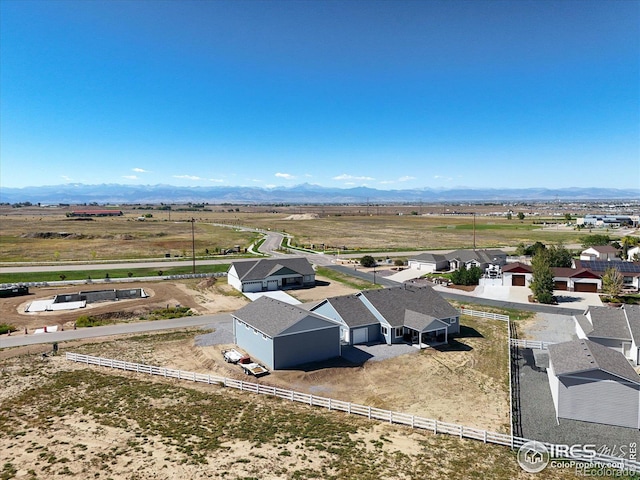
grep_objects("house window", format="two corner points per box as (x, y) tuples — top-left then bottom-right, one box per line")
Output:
(381, 326), (388, 336)
(449, 318), (457, 324)
(395, 327), (403, 337)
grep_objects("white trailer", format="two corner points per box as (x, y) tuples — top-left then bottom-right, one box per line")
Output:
(239, 361), (269, 377)
(222, 349), (245, 364)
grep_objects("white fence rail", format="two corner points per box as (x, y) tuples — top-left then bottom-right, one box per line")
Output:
(510, 338), (555, 350)
(459, 307), (509, 322)
(65, 352), (639, 473)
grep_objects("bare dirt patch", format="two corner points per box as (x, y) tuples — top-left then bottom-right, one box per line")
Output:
(0, 334), (574, 480)
(286, 275), (360, 303)
(0, 279), (249, 333)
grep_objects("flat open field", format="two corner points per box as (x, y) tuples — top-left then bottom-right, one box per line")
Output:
(0, 207), (259, 263)
(1, 324), (578, 480)
(1, 205), (589, 263)
(0, 346), (577, 480)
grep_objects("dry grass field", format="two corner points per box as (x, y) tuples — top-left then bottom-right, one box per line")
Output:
(0, 204), (586, 263)
(0, 207), (258, 263)
(0, 329), (581, 480)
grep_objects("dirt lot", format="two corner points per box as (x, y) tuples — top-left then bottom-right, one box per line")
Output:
(0, 328), (578, 480)
(0, 280), (245, 333)
(0, 275), (519, 478)
(0, 274), (360, 334)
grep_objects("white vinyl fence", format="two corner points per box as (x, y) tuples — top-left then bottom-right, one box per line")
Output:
(459, 308), (509, 322)
(66, 352), (639, 473)
(510, 338), (555, 350)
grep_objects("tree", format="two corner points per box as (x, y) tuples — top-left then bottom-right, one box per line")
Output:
(517, 212), (525, 220)
(564, 213), (572, 222)
(394, 258), (405, 267)
(581, 234), (611, 248)
(601, 267), (623, 300)
(530, 250), (555, 304)
(506, 212), (512, 220)
(360, 255), (376, 268)
(621, 236), (639, 260)
(451, 265), (483, 286)
(546, 244), (573, 268)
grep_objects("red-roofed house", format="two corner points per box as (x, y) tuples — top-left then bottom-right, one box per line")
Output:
(551, 267), (601, 292)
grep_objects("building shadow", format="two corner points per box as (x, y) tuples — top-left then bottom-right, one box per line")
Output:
(457, 325), (484, 338)
(433, 339), (473, 352)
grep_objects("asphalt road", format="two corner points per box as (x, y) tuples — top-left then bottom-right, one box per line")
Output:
(0, 313), (232, 349)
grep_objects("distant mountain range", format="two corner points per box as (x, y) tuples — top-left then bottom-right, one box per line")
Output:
(1, 183), (639, 204)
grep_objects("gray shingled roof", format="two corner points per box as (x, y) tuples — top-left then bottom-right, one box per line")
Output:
(231, 257), (315, 282)
(232, 296), (336, 338)
(410, 252), (448, 263)
(574, 314), (594, 336)
(360, 285), (459, 328)
(586, 306), (632, 341)
(624, 305), (640, 344)
(403, 310), (449, 332)
(548, 339), (640, 385)
(445, 249), (505, 264)
(324, 295), (381, 328)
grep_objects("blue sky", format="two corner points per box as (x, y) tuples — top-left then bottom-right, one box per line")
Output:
(1, 0), (638, 190)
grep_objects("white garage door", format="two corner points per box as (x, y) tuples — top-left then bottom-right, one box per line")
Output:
(352, 327), (368, 344)
(267, 280), (279, 291)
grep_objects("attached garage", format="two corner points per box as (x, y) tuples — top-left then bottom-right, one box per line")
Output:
(554, 280), (568, 290)
(512, 274), (526, 286)
(310, 295), (382, 346)
(352, 327), (369, 344)
(575, 282), (598, 293)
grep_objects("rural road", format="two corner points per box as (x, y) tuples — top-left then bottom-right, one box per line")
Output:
(0, 313), (232, 349)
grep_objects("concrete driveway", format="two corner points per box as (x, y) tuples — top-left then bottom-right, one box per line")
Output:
(464, 285), (601, 311)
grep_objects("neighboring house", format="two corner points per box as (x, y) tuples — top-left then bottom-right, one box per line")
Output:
(575, 305), (640, 366)
(407, 253), (449, 273)
(501, 262), (533, 287)
(408, 249), (507, 273)
(579, 245), (619, 262)
(227, 257), (316, 292)
(232, 296), (341, 370)
(311, 284), (460, 347)
(498, 262), (603, 292)
(627, 246), (640, 262)
(575, 260), (640, 292)
(551, 267), (601, 293)
(547, 339), (640, 429)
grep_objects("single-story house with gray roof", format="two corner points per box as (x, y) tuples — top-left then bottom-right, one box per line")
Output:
(547, 339), (640, 429)
(228, 257), (315, 292)
(232, 296), (340, 370)
(408, 249), (506, 273)
(310, 294), (382, 345)
(356, 285), (460, 347)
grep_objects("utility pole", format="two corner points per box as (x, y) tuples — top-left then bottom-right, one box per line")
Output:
(191, 218), (196, 274)
(473, 213), (476, 251)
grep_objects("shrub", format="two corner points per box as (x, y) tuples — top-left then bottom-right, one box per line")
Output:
(0, 324), (16, 335)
